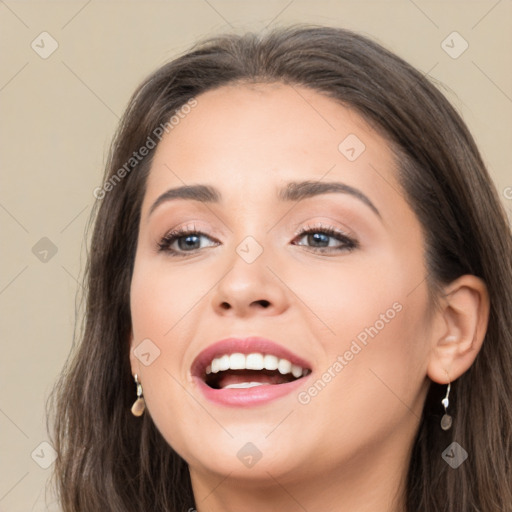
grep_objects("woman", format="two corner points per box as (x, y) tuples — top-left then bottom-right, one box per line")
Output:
(49, 25), (512, 511)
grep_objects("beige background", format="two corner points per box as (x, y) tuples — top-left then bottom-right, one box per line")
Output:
(1, 1), (511, 510)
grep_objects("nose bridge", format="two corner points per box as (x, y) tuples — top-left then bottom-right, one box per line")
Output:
(210, 222), (288, 316)
(225, 201), (271, 266)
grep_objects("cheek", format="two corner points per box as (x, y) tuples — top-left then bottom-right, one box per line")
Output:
(129, 259), (205, 454)
(129, 258), (193, 400)
(315, 289), (430, 429)
(292, 248), (430, 418)
(130, 257), (212, 341)
(286, 248), (407, 342)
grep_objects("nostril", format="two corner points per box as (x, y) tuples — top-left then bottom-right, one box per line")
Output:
(219, 299), (270, 310)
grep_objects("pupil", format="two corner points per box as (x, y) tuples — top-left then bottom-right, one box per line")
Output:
(179, 235), (200, 250)
(309, 232), (328, 247)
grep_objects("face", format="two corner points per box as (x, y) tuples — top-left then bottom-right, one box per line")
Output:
(129, 83), (433, 487)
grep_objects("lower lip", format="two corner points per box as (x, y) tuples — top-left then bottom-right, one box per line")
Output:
(194, 375), (311, 407)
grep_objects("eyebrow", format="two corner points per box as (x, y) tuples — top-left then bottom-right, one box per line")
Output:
(148, 180), (381, 219)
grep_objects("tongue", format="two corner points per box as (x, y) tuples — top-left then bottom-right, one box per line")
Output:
(215, 370), (295, 389)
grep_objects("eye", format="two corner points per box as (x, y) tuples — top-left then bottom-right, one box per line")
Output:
(292, 223), (358, 253)
(157, 225), (219, 256)
(157, 223), (358, 257)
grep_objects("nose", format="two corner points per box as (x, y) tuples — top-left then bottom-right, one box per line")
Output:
(210, 241), (290, 318)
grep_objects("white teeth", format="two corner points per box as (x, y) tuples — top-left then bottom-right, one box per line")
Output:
(218, 354), (230, 372)
(278, 358), (292, 375)
(211, 355), (229, 373)
(223, 382), (265, 389)
(263, 354), (279, 370)
(204, 352), (307, 378)
(229, 353), (246, 370)
(291, 364), (303, 379)
(246, 353), (264, 370)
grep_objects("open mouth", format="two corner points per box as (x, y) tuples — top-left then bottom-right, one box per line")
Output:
(202, 353), (312, 390)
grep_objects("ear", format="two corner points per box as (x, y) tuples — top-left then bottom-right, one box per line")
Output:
(427, 274), (490, 384)
(128, 329), (141, 378)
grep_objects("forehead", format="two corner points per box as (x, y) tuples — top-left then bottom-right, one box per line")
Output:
(142, 83), (400, 215)
(152, 82), (383, 158)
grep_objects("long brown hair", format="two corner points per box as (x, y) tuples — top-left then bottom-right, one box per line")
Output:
(48, 25), (512, 511)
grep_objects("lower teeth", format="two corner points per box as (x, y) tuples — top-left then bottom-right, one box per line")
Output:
(222, 382), (267, 390)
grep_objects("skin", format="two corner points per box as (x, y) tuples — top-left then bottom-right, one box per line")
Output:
(129, 83), (489, 512)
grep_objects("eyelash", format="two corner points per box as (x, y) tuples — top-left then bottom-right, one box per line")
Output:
(157, 223), (358, 257)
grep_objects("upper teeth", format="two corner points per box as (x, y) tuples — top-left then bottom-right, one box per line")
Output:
(205, 353), (305, 379)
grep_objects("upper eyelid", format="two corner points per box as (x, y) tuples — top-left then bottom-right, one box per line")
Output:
(160, 223), (355, 245)
(295, 222), (353, 236)
(163, 222), (350, 237)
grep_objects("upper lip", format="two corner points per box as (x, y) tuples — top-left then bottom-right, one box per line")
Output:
(191, 336), (313, 379)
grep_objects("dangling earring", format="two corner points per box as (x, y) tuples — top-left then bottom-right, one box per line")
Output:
(131, 374), (145, 417)
(440, 382), (452, 431)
